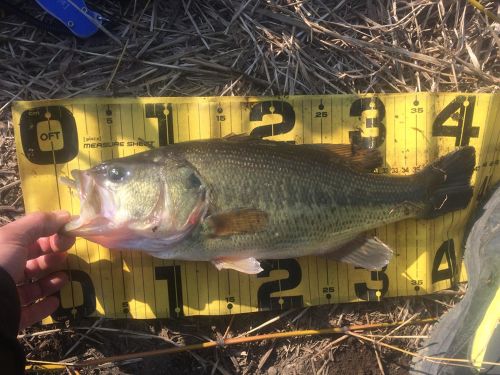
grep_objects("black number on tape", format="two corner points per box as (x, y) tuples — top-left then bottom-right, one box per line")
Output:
(105, 106), (113, 125)
(432, 239), (457, 284)
(19, 106), (78, 165)
(349, 98), (386, 149)
(432, 96), (479, 146)
(145, 103), (174, 146)
(354, 266), (389, 301)
(155, 265), (184, 317)
(257, 259), (303, 310)
(51, 270), (96, 321)
(250, 101), (295, 138)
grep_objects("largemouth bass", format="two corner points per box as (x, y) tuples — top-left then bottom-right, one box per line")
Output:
(62, 136), (475, 274)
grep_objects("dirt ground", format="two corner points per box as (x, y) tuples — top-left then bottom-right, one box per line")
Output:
(20, 297), (458, 374)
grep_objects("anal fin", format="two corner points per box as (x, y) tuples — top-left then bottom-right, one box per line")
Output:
(327, 235), (393, 270)
(212, 257), (263, 274)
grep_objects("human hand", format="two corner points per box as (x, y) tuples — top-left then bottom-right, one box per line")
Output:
(0, 211), (75, 329)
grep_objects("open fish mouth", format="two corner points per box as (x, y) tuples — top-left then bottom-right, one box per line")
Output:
(60, 170), (116, 235)
(59, 168), (209, 249)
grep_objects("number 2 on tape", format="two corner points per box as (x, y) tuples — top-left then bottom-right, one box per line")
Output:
(257, 259), (303, 310)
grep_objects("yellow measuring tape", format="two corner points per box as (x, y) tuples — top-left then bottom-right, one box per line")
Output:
(12, 93), (500, 320)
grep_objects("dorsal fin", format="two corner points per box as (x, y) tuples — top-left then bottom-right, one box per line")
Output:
(223, 133), (383, 171)
(223, 133), (260, 142)
(299, 144), (383, 172)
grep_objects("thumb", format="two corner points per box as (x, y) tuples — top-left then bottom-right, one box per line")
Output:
(3, 211), (71, 247)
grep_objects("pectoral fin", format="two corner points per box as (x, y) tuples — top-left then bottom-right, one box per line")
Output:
(327, 235), (393, 270)
(212, 257), (263, 274)
(203, 209), (269, 237)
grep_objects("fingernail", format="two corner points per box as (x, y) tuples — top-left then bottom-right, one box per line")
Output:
(53, 210), (71, 220)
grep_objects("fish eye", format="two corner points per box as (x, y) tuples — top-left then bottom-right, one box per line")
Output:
(186, 172), (201, 189)
(107, 166), (128, 182)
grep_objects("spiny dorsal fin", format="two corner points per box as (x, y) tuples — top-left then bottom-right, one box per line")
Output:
(203, 208), (269, 237)
(223, 132), (260, 142)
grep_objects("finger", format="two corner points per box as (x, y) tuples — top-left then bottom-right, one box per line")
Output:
(50, 233), (76, 252)
(2, 211), (71, 249)
(24, 253), (68, 280)
(19, 296), (60, 330)
(17, 272), (68, 306)
(29, 233), (76, 258)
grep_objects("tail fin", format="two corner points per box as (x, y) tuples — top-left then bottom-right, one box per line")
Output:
(419, 146), (475, 219)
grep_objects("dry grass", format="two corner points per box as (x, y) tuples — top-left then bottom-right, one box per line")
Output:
(0, 0), (498, 373)
(0, 0), (498, 112)
(20, 296), (463, 374)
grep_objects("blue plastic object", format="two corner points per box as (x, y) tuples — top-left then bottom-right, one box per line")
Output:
(35, 0), (104, 38)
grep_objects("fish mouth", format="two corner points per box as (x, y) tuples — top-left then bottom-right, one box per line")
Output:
(59, 168), (209, 250)
(60, 170), (116, 235)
